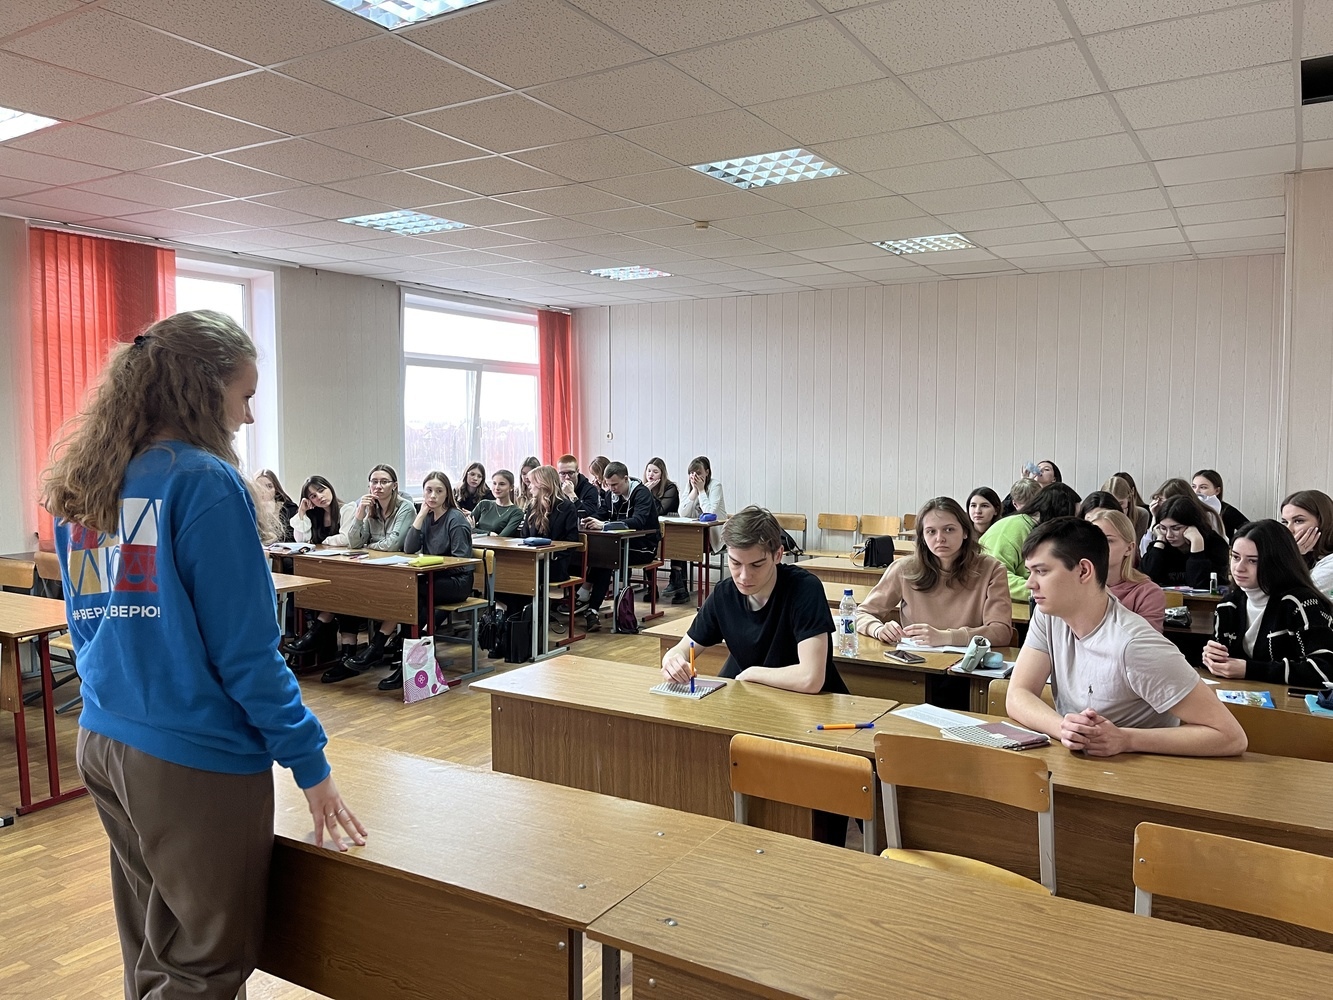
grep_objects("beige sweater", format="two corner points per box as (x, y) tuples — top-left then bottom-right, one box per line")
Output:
(853, 554), (1014, 646)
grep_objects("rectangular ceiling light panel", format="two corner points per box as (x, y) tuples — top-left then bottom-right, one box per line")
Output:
(0, 106), (60, 143)
(325, 0), (496, 30)
(340, 209), (468, 234)
(690, 148), (844, 189)
(585, 265), (671, 280)
(874, 233), (976, 254)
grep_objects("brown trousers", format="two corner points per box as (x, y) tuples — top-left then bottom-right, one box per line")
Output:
(77, 729), (275, 1000)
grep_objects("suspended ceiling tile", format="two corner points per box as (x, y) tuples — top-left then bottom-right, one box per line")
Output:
(221, 138), (386, 185)
(803, 195), (927, 227)
(952, 95), (1125, 154)
(1137, 108), (1295, 160)
(0, 177), (54, 200)
(1113, 62), (1291, 130)
(1044, 187), (1168, 220)
(103, 0), (380, 66)
(1096, 244), (1193, 262)
(404, 0), (647, 88)
(1020, 163), (1158, 201)
(498, 185), (635, 217)
(1191, 236), (1285, 255)
(1154, 144), (1295, 186)
(1065, 209), (1178, 236)
(531, 61), (732, 133)
(749, 78), (937, 147)
(1304, 0), (1333, 56)
(279, 35), (502, 117)
(113, 209), (249, 236)
(1182, 216), (1285, 241)
(814, 124), (973, 172)
(839, 0), (1069, 75)
(667, 20), (883, 106)
(868, 156), (1009, 194)
(908, 181), (1035, 216)
(567, 0), (813, 55)
(17, 187), (161, 219)
(414, 156), (566, 197)
(984, 237), (1087, 258)
(1164, 173), (1286, 206)
(250, 185), (395, 220)
(991, 133), (1144, 178)
(966, 221), (1071, 245)
(11, 125), (190, 171)
(619, 110), (797, 166)
(1012, 251), (1100, 269)
(568, 205), (691, 233)
(902, 43), (1101, 121)
(938, 203), (1054, 230)
(182, 199), (323, 229)
(1085, 2), (1290, 90)
(0, 0), (84, 37)
(1067, 0), (1252, 35)
(753, 173), (890, 209)
(837, 216), (949, 241)
(327, 172), (473, 210)
(1080, 227), (1185, 251)
(587, 167), (724, 205)
(88, 99), (283, 155)
(1175, 196), (1285, 225)
(487, 218), (610, 241)
(424, 198), (546, 227)
(142, 157), (299, 198)
(411, 94), (600, 154)
(309, 119), (484, 170)
(711, 210), (827, 238)
(653, 190), (788, 222)
(0, 50), (149, 121)
(178, 71), (384, 136)
(511, 135), (674, 183)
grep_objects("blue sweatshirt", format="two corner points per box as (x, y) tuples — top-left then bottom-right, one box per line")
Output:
(55, 441), (330, 789)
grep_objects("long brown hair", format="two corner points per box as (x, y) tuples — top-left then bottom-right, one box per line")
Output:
(644, 456), (674, 500)
(1152, 477), (1225, 537)
(456, 462), (490, 505)
(902, 497), (985, 592)
(256, 469), (295, 507)
(43, 310), (258, 533)
(525, 465), (560, 535)
(1281, 489), (1333, 564)
(423, 470), (459, 514)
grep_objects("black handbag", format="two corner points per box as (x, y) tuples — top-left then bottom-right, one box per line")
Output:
(861, 535), (896, 568)
(504, 604), (535, 663)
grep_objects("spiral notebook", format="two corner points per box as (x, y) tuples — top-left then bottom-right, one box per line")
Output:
(940, 721), (1050, 751)
(650, 678), (727, 700)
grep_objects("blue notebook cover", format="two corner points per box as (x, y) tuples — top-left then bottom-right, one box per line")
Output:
(1216, 689), (1275, 708)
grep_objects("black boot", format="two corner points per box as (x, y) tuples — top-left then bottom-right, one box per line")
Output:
(285, 616), (329, 653)
(671, 585), (691, 605)
(348, 630), (389, 668)
(377, 666), (404, 691)
(321, 645), (359, 684)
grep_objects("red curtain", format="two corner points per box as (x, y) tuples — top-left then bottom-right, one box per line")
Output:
(538, 309), (573, 463)
(30, 229), (175, 540)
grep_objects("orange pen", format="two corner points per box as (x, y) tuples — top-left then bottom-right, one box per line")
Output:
(689, 641), (696, 694)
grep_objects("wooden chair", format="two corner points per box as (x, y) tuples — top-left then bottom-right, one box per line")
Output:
(874, 731), (1054, 894)
(34, 550), (63, 599)
(1220, 700), (1333, 763)
(549, 537), (588, 648)
(630, 537), (665, 624)
(858, 514), (900, 539)
(985, 678), (1056, 716)
(729, 734), (877, 854)
(432, 550), (494, 684)
(1163, 591), (1184, 608)
(0, 557), (34, 592)
(805, 513), (859, 558)
(1132, 822), (1333, 934)
(900, 513), (917, 538)
(772, 513), (807, 561)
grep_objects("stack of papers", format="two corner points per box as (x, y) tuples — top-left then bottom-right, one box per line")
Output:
(891, 704), (980, 729)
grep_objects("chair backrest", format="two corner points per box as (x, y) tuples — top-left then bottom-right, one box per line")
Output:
(729, 734), (877, 852)
(0, 558), (35, 591)
(772, 513), (807, 532)
(473, 549), (495, 599)
(816, 513), (859, 533)
(901, 513), (917, 532)
(1132, 822), (1333, 934)
(874, 730), (1055, 891)
(985, 679), (1056, 716)
(859, 514), (900, 537)
(1224, 701), (1333, 763)
(1163, 590), (1184, 608)
(35, 551), (62, 583)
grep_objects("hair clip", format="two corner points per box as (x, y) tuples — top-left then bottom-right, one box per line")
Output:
(133, 335), (149, 347)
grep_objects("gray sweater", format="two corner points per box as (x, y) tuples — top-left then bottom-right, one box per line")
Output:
(404, 508), (473, 578)
(346, 495), (417, 551)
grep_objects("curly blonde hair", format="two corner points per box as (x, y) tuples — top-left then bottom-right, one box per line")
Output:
(42, 310), (259, 534)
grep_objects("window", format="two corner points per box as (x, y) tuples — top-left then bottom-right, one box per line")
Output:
(402, 294), (540, 490)
(175, 261), (277, 476)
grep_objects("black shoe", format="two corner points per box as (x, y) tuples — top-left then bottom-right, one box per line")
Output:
(285, 617), (328, 653)
(671, 590), (691, 605)
(377, 666), (404, 691)
(348, 632), (388, 668)
(321, 662), (360, 683)
(584, 609), (601, 633)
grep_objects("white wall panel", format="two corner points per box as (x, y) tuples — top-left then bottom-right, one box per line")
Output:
(0, 218), (35, 554)
(573, 254), (1288, 536)
(1285, 171), (1333, 495)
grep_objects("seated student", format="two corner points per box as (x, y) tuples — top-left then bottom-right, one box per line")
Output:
(579, 461), (660, 633)
(471, 469), (523, 537)
(1147, 477), (1226, 541)
(1202, 519), (1333, 688)
(255, 468), (298, 542)
(1192, 469), (1248, 538)
(854, 497), (1011, 647)
(981, 482), (1081, 600)
(455, 462), (492, 513)
(1142, 495), (1230, 589)
(1007, 478), (1041, 514)
(965, 487), (1002, 538)
(494, 465), (580, 618)
(556, 453), (602, 518)
(1001, 459), (1061, 515)
(661, 506), (846, 695)
(676, 455), (728, 605)
(515, 455), (541, 508)
(1280, 489), (1333, 597)
(1086, 509), (1166, 632)
(332, 472), (475, 686)
(644, 457), (681, 595)
(1102, 474), (1151, 544)
(346, 464), (416, 551)
(1006, 517), (1247, 757)
(1077, 491), (1121, 520)
(285, 477), (363, 662)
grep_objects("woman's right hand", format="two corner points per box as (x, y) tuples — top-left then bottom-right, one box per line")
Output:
(1152, 522), (1168, 543)
(357, 494), (373, 519)
(297, 497), (311, 514)
(302, 775), (367, 852)
(1294, 522), (1320, 555)
(877, 621), (904, 643)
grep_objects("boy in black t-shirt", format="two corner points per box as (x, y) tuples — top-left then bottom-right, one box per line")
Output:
(661, 506), (847, 694)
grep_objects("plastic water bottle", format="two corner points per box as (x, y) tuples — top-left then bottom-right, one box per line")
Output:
(1209, 572), (1220, 596)
(836, 589), (859, 657)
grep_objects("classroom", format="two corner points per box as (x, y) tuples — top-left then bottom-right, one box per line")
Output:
(4, 2), (1333, 999)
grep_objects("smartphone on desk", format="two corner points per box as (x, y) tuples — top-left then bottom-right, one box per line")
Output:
(885, 650), (926, 665)
(1287, 687), (1321, 697)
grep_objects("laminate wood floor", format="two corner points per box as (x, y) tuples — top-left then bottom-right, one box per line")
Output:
(0, 609), (679, 1000)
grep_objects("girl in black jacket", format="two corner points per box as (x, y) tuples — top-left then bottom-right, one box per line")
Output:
(1142, 495), (1230, 589)
(1202, 520), (1333, 689)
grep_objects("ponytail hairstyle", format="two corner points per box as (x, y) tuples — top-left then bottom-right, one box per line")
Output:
(43, 310), (259, 534)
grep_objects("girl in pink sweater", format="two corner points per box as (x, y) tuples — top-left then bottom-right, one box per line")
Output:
(1087, 508), (1166, 632)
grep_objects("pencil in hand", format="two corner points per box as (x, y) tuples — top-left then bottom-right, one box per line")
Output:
(689, 641), (696, 694)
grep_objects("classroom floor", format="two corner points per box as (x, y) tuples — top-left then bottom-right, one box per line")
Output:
(0, 607), (682, 1000)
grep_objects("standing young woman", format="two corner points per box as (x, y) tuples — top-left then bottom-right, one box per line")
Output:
(854, 497), (1012, 647)
(1280, 489), (1333, 597)
(455, 462), (492, 513)
(677, 455), (728, 605)
(471, 469), (523, 537)
(965, 487), (1002, 538)
(1202, 520), (1333, 688)
(1142, 495), (1231, 589)
(347, 464), (416, 551)
(1192, 469), (1249, 538)
(43, 311), (364, 999)
(1086, 509), (1166, 631)
(255, 468), (297, 542)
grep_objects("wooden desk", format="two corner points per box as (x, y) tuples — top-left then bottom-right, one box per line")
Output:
(261, 744), (726, 1000)
(0, 592), (85, 817)
(289, 550), (479, 634)
(587, 824), (1333, 999)
(642, 616), (730, 675)
(582, 528), (661, 632)
(799, 557), (886, 588)
(474, 658), (897, 838)
(659, 518), (725, 607)
(872, 710), (1333, 949)
(818, 580), (872, 607)
(470, 537), (583, 660)
(270, 572), (326, 630)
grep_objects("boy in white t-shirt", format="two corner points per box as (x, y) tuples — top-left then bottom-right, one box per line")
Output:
(1007, 517), (1247, 758)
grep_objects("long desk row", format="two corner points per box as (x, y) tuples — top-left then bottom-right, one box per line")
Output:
(265, 742), (1333, 1000)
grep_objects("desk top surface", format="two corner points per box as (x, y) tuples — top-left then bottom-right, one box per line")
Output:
(0, 591), (67, 638)
(659, 517), (724, 529)
(587, 823), (1333, 999)
(271, 572), (328, 595)
(272, 744), (726, 928)
(468, 536), (583, 554)
(799, 557), (887, 577)
(874, 711), (1333, 835)
(291, 550), (479, 572)
(473, 657), (898, 755)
